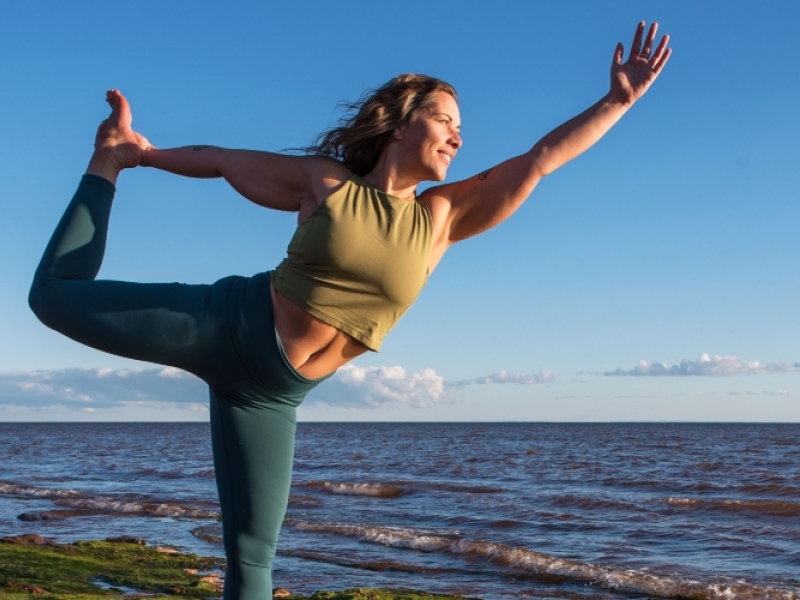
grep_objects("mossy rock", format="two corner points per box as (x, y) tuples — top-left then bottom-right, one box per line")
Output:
(0, 535), (474, 600)
(0, 534), (223, 598)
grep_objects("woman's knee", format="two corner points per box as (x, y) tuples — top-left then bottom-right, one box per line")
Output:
(238, 533), (279, 568)
(28, 280), (59, 329)
(28, 279), (76, 334)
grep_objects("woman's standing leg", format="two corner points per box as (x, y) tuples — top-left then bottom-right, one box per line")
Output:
(207, 276), (328, 600)
(210, 391), (298, 599)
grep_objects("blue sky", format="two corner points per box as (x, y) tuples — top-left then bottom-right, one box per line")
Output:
(2, 1), (799, 421)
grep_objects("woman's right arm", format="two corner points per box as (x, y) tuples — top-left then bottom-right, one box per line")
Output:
(141, 147), (344, 213)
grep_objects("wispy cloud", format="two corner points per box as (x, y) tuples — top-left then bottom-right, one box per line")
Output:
(447, 370), (554, 387)
(308, 366), (554, 408)
(1, 364), (554, 413)
(727, 389), (789, 397)
(605, 354), (800, 377)
(0, 368), (206, 412)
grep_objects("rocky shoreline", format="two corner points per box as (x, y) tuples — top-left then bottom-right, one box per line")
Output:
(0, 535), (474, 600)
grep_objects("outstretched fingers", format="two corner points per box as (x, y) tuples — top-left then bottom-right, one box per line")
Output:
(640, 22), (658, 58)
(649, 35), (668, 64)
(614, 42), (624, 65)
(628, 21), (645, 61)
(652, 45), (672, 75)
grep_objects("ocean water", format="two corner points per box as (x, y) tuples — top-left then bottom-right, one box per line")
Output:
(1, 422), (799, 599)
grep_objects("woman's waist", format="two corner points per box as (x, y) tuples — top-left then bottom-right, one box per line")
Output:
(270, 283), (368, 380)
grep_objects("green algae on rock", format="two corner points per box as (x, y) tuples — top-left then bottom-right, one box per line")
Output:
(0, 535), (474, 600)
(0, 534), (223, 599)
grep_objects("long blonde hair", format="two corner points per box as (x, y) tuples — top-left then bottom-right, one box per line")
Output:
(305, 74), (457, 176)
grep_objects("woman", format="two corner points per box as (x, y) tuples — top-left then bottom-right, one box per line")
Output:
(29, 22), (670, 600)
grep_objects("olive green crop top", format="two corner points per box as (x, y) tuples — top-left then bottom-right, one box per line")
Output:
(271, 174), (432, 351)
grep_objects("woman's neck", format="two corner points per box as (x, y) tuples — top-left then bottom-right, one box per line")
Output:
(362, 154), (419, 200)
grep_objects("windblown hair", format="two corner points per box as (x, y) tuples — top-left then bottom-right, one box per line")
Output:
(304, 74), (457, 176)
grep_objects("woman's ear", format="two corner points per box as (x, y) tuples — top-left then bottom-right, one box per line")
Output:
(393, 127), (404, 141)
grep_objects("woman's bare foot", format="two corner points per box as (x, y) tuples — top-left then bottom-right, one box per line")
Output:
(86, 90), (152, 185)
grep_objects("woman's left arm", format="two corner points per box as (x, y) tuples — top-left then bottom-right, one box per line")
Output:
(435, 22), (671, 244)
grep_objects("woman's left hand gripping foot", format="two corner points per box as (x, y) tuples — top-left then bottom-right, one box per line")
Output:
(86, 89), (153, 185)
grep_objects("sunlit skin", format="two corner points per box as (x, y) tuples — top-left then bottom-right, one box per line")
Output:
(364, 92), (462, 198)
(87, 22), (670, 380)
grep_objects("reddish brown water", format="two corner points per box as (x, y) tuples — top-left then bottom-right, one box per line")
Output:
(1, 422), (799, 599)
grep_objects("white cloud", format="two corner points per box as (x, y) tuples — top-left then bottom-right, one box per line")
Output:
(307, 365), (446, 408)
(0, 368), (206, 412)
(605, 354), (800, 377)
(1, 364), (554, 414)
(448, 370), (554, 387)
(305, 366), (554, 408)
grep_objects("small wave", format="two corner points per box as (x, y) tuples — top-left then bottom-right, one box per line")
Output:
(549, 493), (641, 512)
(739, 483), (800, 497)
(423, 481), (504, 494)
(0, 481), (80, 499)
(132, 467), (187, 480)
(1, 480), (219, 520)
(55, 497), (219, 519)
(603, 476), (667, 490)
(667, 497), (701, 507)
(695, 461), (725, 471)
(490, 519), (525, 529)
(286, 519), (457, 552)
(27, 476), (73, 483)
(302, 480), (404, 498)
(281, 549), (437, 574)
(286, 518), (799, 599)
(17, 509), (101, 521)
(288, 494), (324, 508)
(314, 479), (503, 495)
(666, 497), (800, 518)
(191, 524), (223, 545)
(459, 539), (800, 599)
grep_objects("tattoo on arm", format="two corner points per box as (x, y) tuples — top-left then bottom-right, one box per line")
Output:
(478, 168), (493, 180)
(192, 145), (211, 151)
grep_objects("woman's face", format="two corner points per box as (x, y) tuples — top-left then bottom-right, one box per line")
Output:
(397, 91), (462, 182)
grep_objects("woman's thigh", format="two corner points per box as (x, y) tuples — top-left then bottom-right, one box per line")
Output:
(30, 276), (249, 385)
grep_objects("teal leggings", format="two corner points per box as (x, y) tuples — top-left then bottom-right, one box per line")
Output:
(29, 175), (329, 600)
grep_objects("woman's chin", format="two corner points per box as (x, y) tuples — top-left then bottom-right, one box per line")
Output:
(431, 168), (449, 182)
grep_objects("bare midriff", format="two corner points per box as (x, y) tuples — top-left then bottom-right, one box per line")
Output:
(270, 282), (369, 380)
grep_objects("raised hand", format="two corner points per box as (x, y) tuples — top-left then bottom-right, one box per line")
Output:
(610, 22), (671, 106)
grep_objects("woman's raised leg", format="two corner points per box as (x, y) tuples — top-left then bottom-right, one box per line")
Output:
(28, 92), (242, 382)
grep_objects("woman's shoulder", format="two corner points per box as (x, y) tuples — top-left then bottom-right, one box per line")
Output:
(301, 156), (353, 215)
(304, 155), (351, 181)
